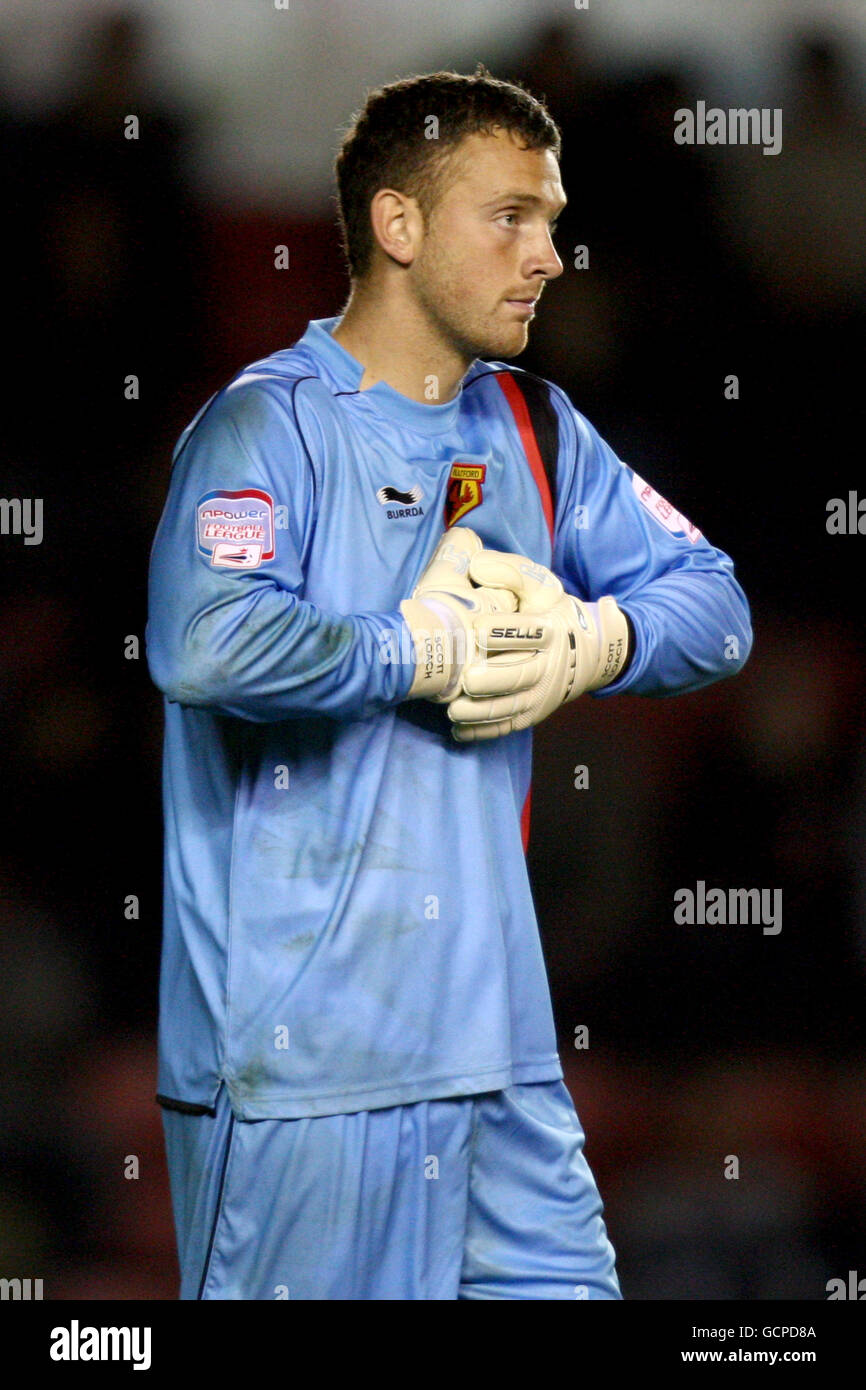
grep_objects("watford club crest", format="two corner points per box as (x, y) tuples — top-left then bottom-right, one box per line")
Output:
(444, 462), (487, 526)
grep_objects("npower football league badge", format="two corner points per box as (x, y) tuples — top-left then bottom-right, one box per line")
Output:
(196, 488), (275, 569)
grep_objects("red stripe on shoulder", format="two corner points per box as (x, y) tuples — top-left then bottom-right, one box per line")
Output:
(496, 372), (555, 545)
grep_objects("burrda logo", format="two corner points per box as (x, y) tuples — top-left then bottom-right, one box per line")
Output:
(376, 484), (425, 520)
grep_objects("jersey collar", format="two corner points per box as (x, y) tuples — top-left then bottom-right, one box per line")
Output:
(299, 316), (467, 437)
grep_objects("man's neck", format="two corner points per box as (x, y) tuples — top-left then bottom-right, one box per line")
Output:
(332, 283), (471, 404)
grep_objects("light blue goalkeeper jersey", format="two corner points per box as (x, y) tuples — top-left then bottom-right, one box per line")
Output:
(146, 315), (752, 1120)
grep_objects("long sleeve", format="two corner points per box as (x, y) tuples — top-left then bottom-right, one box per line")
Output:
(146, 375), (414, 722)
(547, 384), (753, 697)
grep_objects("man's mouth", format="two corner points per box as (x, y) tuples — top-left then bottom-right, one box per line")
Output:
(505, 298), (537, 318)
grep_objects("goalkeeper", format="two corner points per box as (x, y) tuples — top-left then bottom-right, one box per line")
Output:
(146, 67), (752, 1301)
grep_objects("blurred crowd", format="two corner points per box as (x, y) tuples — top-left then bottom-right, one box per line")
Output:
(1, 10), (864, 1298)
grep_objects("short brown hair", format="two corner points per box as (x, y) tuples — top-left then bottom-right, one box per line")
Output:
(334, 64), (562, 280)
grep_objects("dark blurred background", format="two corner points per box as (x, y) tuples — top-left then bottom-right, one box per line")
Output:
(1, 0), (864, 1299)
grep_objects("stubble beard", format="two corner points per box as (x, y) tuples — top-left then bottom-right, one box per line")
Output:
(410, 248), (528, 365)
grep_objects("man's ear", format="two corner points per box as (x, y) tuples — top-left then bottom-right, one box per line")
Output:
(369, 188), (424, 267)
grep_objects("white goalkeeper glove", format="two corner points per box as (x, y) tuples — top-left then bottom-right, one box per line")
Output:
(399, 527), (518, 701)
(446, 549), (631, 740)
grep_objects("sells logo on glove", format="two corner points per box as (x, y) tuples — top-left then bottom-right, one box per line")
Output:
(488, 624), (545, 640)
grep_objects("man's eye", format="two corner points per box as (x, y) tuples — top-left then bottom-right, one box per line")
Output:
(499, 213), (519, 226)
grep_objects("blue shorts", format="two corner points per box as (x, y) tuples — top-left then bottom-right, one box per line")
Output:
(161, 1078), (621, 1300)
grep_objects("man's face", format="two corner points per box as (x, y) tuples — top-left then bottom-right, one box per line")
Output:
(408, 127), (566, 361)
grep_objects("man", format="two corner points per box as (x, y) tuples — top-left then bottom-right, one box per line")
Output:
(147, 66), (752, 1300)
